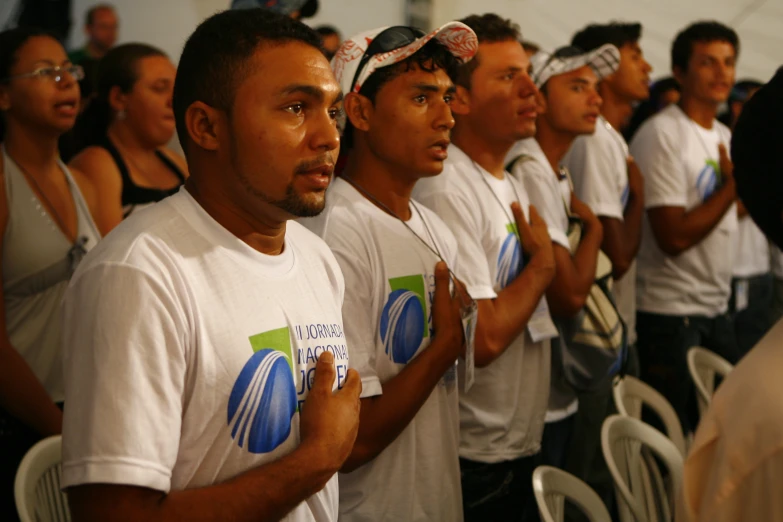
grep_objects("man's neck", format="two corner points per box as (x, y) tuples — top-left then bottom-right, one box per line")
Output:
(451, 124), (513, 179)
(184, 170), (288, 256)
(341, 148), (415, 220)
(535, 120), (576, 175)
(599, 85), (634, 131)
(3, 124), (61, 176)
(86, 41), (108, 60)
(678, 93), (718, 129)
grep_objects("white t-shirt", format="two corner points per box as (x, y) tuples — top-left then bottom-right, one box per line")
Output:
(61, 189), (349, 522)
(414, 144), (551, 463)
(630, 104), (737, 317)
(301, 178), (461, 522)
(508, 138), (578, 421)
(563, 117), (637, 345)
(732, 216), (770, 278)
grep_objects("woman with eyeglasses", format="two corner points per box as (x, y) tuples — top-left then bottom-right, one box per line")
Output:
(0, 27), (102, 518)
(69, 43), (187, 234)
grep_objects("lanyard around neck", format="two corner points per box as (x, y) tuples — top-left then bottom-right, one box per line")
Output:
(341, 176), (470, 307)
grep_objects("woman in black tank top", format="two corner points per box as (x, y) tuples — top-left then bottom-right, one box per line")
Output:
(69, 43), (187, 234)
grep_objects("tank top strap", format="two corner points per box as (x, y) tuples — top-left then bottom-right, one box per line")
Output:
(155, 150), (186, 183)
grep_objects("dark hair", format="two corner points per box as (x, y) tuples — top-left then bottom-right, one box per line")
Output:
(571, 22), (642, 52)
(730, 79), (763, 103)
(455, 13), (521, 88)
(299, 0), (319, 19)
(521, 40), (539, 55)
(623, 76), (681, 140)
(315, 25), (339, 38)
(86, 3), (115, 26)
(342, 38), (460, 149)
(0, 27), (55, 142)
(734, 68), (783, 248)
(671, 21), (739, 73)
(173, 8), (323, 156)
(718, 78), (765, 129)
(75, 43), (166, 149)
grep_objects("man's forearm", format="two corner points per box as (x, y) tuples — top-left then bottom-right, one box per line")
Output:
(69, 443), (338, 522)
(651, 180), (736, 256)
(342, 336), (457, 471)
(619, 193), (644, 274)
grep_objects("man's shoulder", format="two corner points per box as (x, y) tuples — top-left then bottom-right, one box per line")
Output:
(641, 105), (683, 135)
(415, 158), (475, 202)
(74, 198), (191, 278)
(287, 219), (340, 260)
(302, 180), (371, 244)
(631, 106), (684, 153)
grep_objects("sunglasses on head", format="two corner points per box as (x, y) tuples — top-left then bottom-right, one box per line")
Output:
(350, 25), (426, 93)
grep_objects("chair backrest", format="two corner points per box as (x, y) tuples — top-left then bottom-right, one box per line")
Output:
(15, 435), (70, 522)
(687, 346), (734, 416)
(533, 465), (612, 522)
(601, 415), (684, 522)
(612, 376), (687, 457)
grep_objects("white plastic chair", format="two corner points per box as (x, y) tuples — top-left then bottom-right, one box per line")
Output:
(601, 415), (684, 522)
(612, 376), (687, 457)
(533, 465), (612, 522)
(15, 435), (70, 522)
(687, 346), (734, 416)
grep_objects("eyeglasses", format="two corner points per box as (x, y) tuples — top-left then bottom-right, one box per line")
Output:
(350, 26), (426, 92)
(3, 64), (85, 84)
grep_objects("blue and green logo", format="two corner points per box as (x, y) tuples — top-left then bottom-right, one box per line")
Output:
(696, 159), (720, 201)
(497, 223), (522, 289)
(380, 275), (428, 364)
(228, 327), (296, 454)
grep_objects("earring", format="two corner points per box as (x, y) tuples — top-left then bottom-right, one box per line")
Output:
(116, 109), (126, 121)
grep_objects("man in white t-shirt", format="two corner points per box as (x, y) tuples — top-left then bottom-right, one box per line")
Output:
(303, 23), (478, 522)
(508, 44), (617, 471)
(61, 10), (362, 522)
(414, 13), (557, 522)
(566, 23), (651, 370)
(679, 65), (783, 522)
(561, 22), (651, 505)
(629, 21), (741, 434)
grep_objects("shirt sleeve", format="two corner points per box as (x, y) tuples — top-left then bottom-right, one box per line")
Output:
(514, 162), (570, 250)
(567, 135), (625, 220)
(61, 263), (189, 493)
(417, 188), (497, 301)
(321, 222), (382, 399)
(680, 431), (783, 522)
(630, 120), (687, 209)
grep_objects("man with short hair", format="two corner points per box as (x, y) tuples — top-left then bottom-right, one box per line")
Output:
(304, 23), (477, 521)
(414, 13), (556, 521)
(315, 25), (341, 60)
(561, 22), (651, 503)
(630, 21), (741, 434)
(68, 3), (117, 101)
(508, 44), (617, 470)
(61, 9), (361, 522)
(679, 66), (783, 522)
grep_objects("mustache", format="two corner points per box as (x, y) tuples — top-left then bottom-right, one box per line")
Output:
(295, 154), (335, 174)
